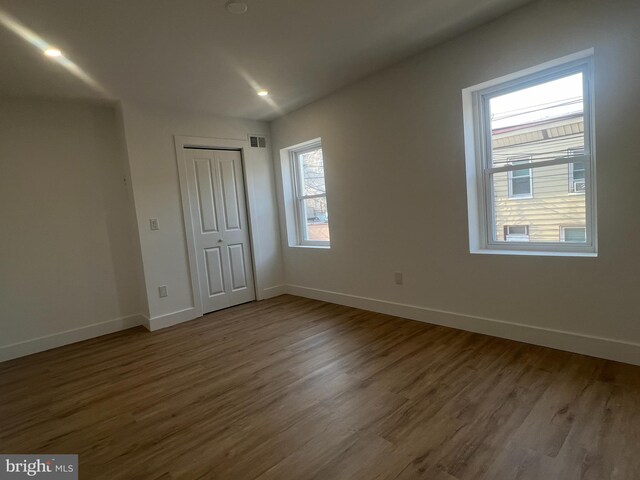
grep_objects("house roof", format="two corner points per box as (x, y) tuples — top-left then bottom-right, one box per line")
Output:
(492, 112), (584, 135)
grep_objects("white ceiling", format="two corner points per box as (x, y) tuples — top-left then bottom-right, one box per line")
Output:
(0, 0), (533, 121)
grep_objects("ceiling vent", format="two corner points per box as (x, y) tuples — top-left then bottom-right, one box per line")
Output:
(248, 135), (267, 148)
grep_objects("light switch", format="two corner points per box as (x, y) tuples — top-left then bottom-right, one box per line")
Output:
(158, 285), (168, 298)
(394, 272), (403, 285)
(150, 218), (159, 231)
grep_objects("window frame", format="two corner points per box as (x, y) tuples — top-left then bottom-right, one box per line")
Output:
(289, 141), (330, 247)
(463, 51), (597, 257)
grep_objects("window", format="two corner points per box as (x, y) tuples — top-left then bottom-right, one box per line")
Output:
(504, 225), (530, 242)
(289, 140), (330, 246)
(508, 157), (533, 199)
(561, 226), (586, 243)
(568, 149), (586, 194)
(462, 51), (597, 256)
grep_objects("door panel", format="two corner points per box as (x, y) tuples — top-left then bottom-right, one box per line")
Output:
(228, 243), (247, 291)
(204, 247), (225, 296)
(194, 159), (218, 233)
(185, 148), (255, 313)
(219, 157), (241, 231)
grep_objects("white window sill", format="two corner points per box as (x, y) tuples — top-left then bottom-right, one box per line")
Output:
(471, 248), (597, 258)
(289, 244), (331, 250)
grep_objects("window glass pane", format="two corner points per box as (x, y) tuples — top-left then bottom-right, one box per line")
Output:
(512, 168), (530, 178)
(492, 163), (586, 243)
(489, 73), (585, 168)
(563, 227), (586, 243)
(298, 148), (326, 196)
(507, 225), (528, 235)
(511, 177), (531, 195)
(571, 164), (586, 180)
(303, 197), (330, 242)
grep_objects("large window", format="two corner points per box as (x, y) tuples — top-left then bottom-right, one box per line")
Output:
(291, 141), (330, 246)
(463, 51), (597, 256)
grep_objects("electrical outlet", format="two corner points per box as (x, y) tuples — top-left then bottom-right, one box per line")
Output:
(394, 272), (403, 285)
(150, 218), (159, 231)
(158, 285), (168, 298)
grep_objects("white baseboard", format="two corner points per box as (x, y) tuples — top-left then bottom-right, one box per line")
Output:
(0, 314), (145, 363)
(7, 288), (634, 366)
(261, 284), (288, 299)
(144, 307), (200, 331)
(286, 285), (640, 366)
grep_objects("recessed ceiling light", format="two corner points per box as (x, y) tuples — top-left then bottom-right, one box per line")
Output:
(225, 1), (248, 14)
(44, 48), (62, 57)
(257, 89), (269, 97)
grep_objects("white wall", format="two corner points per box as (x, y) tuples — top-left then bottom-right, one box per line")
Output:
(121, 102), (284, 326)
(0, 98), (144, 359)
(271, 0), (640, 363)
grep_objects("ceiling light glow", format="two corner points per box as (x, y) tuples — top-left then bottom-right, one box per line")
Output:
(44, 48), (62, 57)
(0, 8), (106, 94)
(257, 89), (269, 97)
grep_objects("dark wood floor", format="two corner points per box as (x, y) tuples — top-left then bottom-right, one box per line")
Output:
(1, 295), (639, 479)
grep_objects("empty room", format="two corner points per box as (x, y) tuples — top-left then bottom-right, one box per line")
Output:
(1, 0), (639, 478)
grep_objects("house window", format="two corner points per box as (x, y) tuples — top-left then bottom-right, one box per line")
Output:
(504, 225), (530, 242)
(289, 140), (330, 246)
(568, 149), (586, 194)
(508, 157), (533, 199)
(462, 51), (597, 256)
(561, 226), (587, 243)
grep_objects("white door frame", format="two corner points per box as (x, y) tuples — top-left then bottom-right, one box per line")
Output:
(175, 135), (263, 318)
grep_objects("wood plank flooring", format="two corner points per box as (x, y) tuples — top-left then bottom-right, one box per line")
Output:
(1, 295), (639, 479)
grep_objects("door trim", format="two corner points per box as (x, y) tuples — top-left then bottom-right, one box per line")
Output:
(175, 135), (261, 318)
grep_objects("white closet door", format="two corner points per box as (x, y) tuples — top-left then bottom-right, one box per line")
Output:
(184, 148), (255, 313)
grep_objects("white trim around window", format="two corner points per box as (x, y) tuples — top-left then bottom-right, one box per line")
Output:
(462, 49), (597, 257)
(279, 138), (331, 248)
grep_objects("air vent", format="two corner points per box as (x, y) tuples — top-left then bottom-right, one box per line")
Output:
(248, 134), (267, 148)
